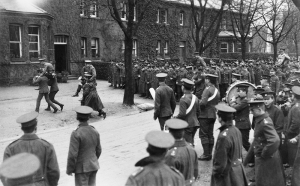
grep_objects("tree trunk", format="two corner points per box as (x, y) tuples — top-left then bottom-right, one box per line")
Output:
(241, 40), (246, 61)
(273, 43), (278, 62)
(295, 34), (299, 60)
(123, 36), (134, 106)
(195, 27), (201, 53)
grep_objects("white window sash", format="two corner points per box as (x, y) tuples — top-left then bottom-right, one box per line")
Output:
(81, 38), (87, 56)
(132, 40), (137, 57)
(121, 2), (127, 20)
(90, 4), (97, 17)
(28, 26), (40, 57)
(156, 9), (160, 23)
(232, 43), (235, 53)
(220, 42), (228, 53)
(156, 41), (161, 55)
(9, 25), (22, 58)
(180, 13), (184, 26)
(164, 41), (168, 55)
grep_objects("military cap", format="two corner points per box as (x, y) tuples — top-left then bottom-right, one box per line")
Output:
(270, 68), (275, 72)
(194, 52), (199, 55)
(0, 153), (40, 180)
(215, 103), (236, 113)
(283, 87), (290, 92)
(236, 84), (249, 91)
(292, 86), (300, 95)
(254, 87), (265, 95)
(261, 74), (271, 80)
(16, 112), (38, 128)
(186, 66), (193, 69)
(232, 73), (242, 80)
(165, 119), (188, 129)
(84, 73), (92, 77)
(248, 94), (265, 105)
(182, 78), (195, 89)
(205, 74), (218, 79)
(75, 106), (93, 114)
(261, 91), (275, 98)
(38, 58), (46, 61)
(145, 130), (175, 149)
(156, 73), (167, 78)
(84, 60), (92, 63)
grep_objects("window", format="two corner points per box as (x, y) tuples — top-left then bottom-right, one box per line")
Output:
(80, 0), (87, 16)
(248, 42), (252, 52)
(237, 43), (241, 52)
(156, 40), (161, 56)
(161, 9), (167, 24)
(220, 42), (228, 53)
(90, 2), (98, 17)
(220, 18), (226, 30)
(156, 9), (160, 23)
(9, 25), (22, 58)
(54, 35), (68, 44)
(121, 2), (127, 21)
(179, 41), (186, 60)
(133, 2), (136, 21)
(28, 26), (40, 59)
(194, 13), (199, 26)
(91, 38), (99, 57)
(81, 37), (87, 57)
(132, 39), (137, 57)
(164, 41), (169, 56)
(232, 42), (235, 53)
(179, 11), (184, 26)
(121, 40), (125, 53)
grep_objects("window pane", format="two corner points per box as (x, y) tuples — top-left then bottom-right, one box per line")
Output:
(9, 25), (20, 41)
(29, 52), (39, 59)
(29, 43), (38, 50)
(92, 49), (96, 57)
(28, 27), (38, 34)
(10, 43), (20, 58)
(29, 35), (38, 42)
(91, 39), (96, 47)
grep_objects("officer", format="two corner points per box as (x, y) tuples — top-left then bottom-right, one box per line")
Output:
(164, 119), (199, 185)
(176, 79), (200, 146)
(211, 103), (248, 186)
(229, 84), (251, 151)
(284, 86), (300, 167)
(125, 131), (185, 186)
(66, 106), (102, 186)
(244, 96), (285, 186)
(198, 74), (220, 161)
(154, 73), (176, 130)
(270, 68), (280, 95)
(2, 112), (60, 186)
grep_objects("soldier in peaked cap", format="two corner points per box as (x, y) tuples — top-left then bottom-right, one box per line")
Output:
(229, 84), (251, 151)
(125, 131), (185, 186)
(176, 79), (200, 146)
(198, 74), (220, 161)
(66, 106), (102, 186)
(231, 73), (242, 84)
(244, 96), (285, 186)
(154, 73), (176, 131)
(164, 119), (199, 185)
(269, 68), (280, 95)
(260, 74), (272, 92)
(82, 59), (97, 84)
(2, 112), (60, 186)
(211, 103), (248, 186)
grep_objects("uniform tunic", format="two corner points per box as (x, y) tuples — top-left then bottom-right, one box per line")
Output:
(211, 122), (248, 186)
(82, 65), (97, 84)
(244, 113), (285, 186)
(125, 156), (185, 186)
(2, 134), (60, 186)
(270, 75), (280, 95)
(165, 139), (199, 185)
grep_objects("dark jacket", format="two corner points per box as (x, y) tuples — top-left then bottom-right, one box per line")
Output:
(265, 103), (284, 134)
(199, 83), (220, 119)
(211, 122), (248, 186)
(285, 100), (300, 139)
(244, 113), (285, 186)
(230, 98), (251, 129)
(33, 76), (49, 94)
(48, 75), (59, 92)
(82, 65), (97, 83)
(270, 75), (280, 95)
(176, 93), (200, 128)
(165, 139), (199, 184)
(2, 134), (60, 186)
(193, 73), (206, 99)
(66, 122), (101, 174)
(154, 83), (176, 118)
(125, 156), (185, 186)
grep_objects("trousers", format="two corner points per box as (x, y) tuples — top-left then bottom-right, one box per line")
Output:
(239, 129), (250, 151)
(199, 118), (216, 145)
(75, 171), (97, 186)
(184, 127), (198, 146)
(158, 116), (171, 131)
(48, 91), (63, 107)
(35, 93), (57, 112)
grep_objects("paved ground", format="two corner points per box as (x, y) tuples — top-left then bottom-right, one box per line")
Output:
(0, 80), (255, 186)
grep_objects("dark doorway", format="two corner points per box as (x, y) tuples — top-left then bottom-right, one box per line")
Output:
(54, 44), (68, 72)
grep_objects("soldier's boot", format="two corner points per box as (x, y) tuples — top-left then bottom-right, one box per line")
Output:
(72, 85), (81, 97)
(98, 110), (107, 119)
(198, 144), (211, 161)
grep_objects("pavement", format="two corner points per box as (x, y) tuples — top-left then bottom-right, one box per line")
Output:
(0, 80), (254, 186)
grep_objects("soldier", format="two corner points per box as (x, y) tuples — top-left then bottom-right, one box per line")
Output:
(193, 66), (206, 100)
(66, 106), (102, 186)
(198, 74), (220, 161)
(244, 96), (285, 186)
(2, 112), (60, 186)
(133, 64), (139, 94)
(261, 74), (272, 92)
(270, 68), (280, 95)
(253, 62), (263, 86)
(231, 73), (242, 84)
(154, 73), (176, 130)
(284, 86), (300, 167)
(81, 60), (97, 84)
(176, 79), (200, 146)
(138, 65), (146, 97)
(240, 62), (251, 82)
(211, 103), (248, 186)
(176, 65), (187, 101)
(164, 119), (199, 185)
(219, 62), (231, 99)
(125, 131), (185, 186)
(46, 72), (64, 112)
(229, 84), (251, 151)
(145, 64), (152, 99)
(186, 66), (194, 80)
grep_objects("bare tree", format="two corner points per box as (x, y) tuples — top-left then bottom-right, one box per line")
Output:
(254, 0), (296, 61)
(228, 0), (262, 60)
(106, 0), (152, 106)
(291, 0), (300, 10)
(286, 5), (300, 58)
(190, 0), (227, 56)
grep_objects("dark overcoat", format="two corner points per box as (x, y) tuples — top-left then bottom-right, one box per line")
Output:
(199, 83), (220, 119)
(154, 83), (176, 118)
(230, 97), (251, 129)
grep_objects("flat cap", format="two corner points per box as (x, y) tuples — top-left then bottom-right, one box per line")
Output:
(156, 73), (167, 78)
(16, 112), (38, 127)
(74, 106), (93, 114)
(84, 60), (92, 63)
(0, 153), (40, 179)
(145, 131), (175, 149)
(165, 119), (188, 129)
(215, 103), (236, 113)
(292, 86), (300, 95)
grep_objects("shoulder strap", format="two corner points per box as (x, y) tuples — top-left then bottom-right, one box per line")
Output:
(186, 95), (196, 115)
(208, 87), (218, 101)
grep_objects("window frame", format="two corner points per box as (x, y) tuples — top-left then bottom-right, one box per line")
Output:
(232, 42), (235, 53)
(161, 9), (168, 24)
(237, 42), (242, 53)
(132, 39), (137, 57)
(179, 11), (184, 26)
(220, 42), (228, 53)
(9, 24), (22, 59)
(164, 41), (169, 56)
(81, 37), (87, 58)
(121, 2), (127, 21)
(156, 9), (160, 23)
(121, 40), (125, 54)
(90, 2), (98, 18)
(156, 40), (161, 56)
(91, 38), (99, 57)
(28, 25), (40, 60)
(80, 0), (87, 17)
